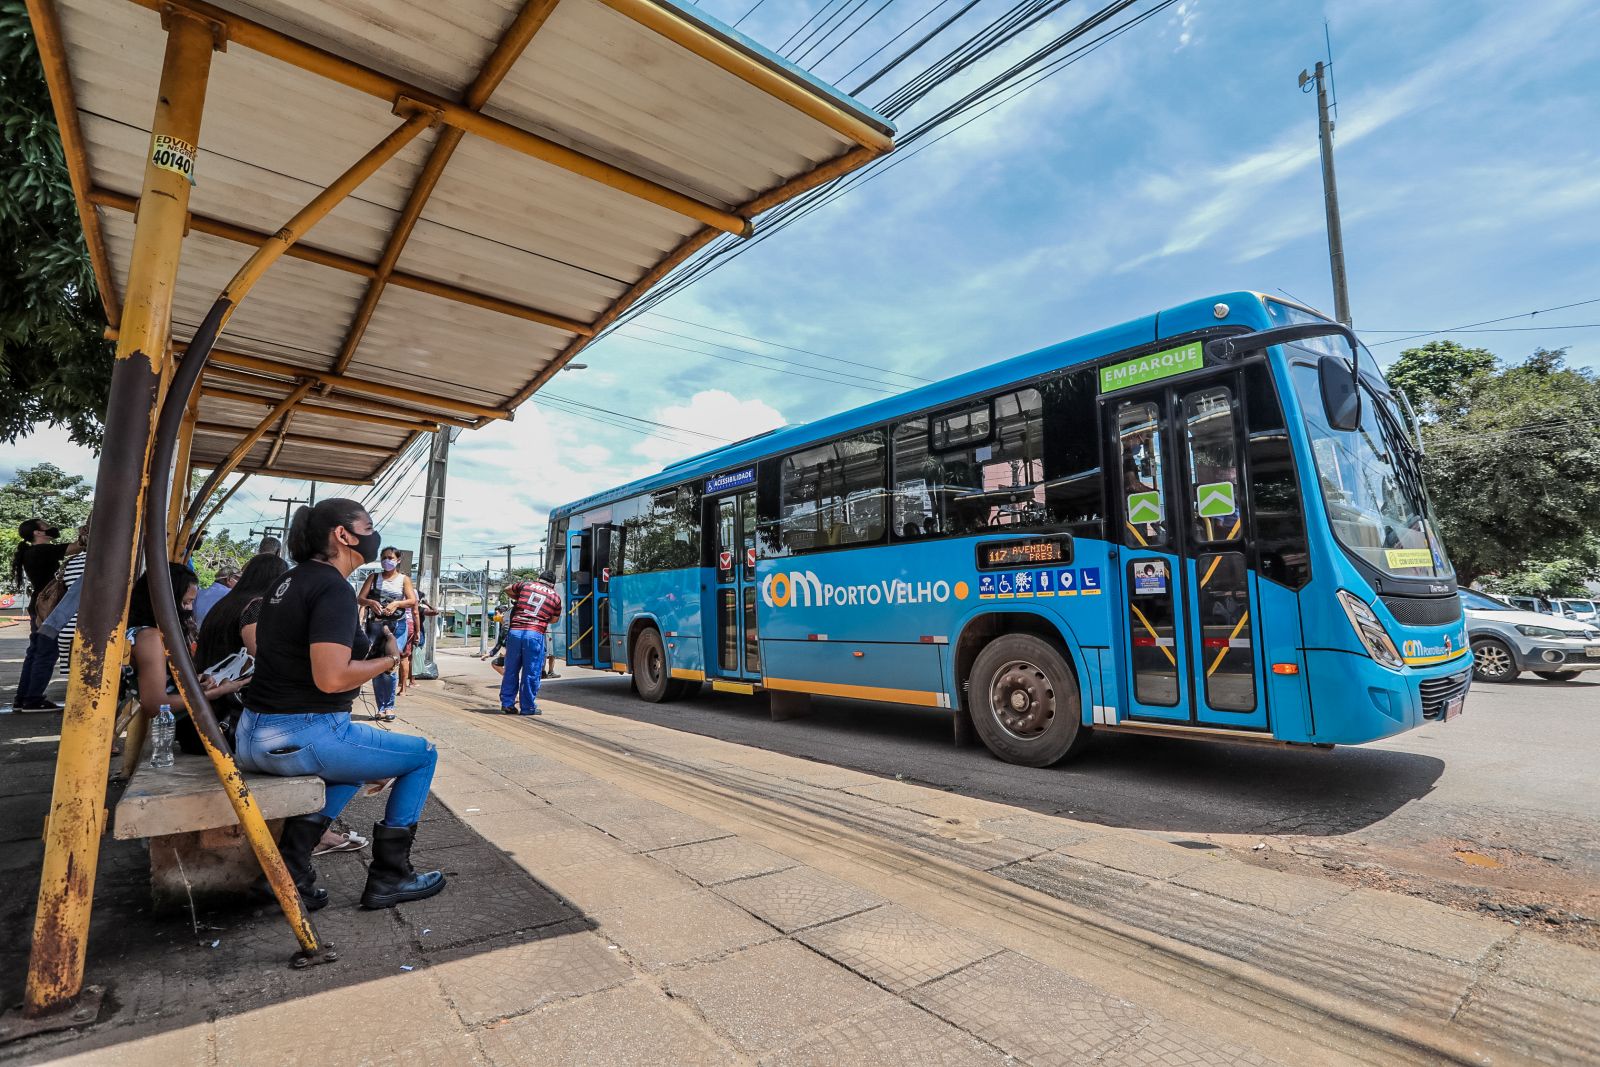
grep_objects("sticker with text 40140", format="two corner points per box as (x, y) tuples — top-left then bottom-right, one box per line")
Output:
(151, 135), (197, 185)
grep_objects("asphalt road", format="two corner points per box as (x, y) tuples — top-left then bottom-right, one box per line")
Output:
(500, 651), (1600, 937)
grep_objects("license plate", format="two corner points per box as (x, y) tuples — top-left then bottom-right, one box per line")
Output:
(1444, 695), (1465, 720)
(1586, 646), (1600, 658)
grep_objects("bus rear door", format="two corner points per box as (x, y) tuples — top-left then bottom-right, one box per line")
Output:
(1110, 370), (1268, 730)
(565, 528), (594, 667)
(705, 489), (761, 684)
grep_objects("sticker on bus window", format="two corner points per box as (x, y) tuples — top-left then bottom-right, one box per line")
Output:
(978, 574), (997, 599)
(1078, 567), (1102, 595)
(718, 551), (732, 571)
(1196, 481), (1236, 518)
(1035, 570), (1054, 596)
(746, 547), (757, 568)
(1056, 569), (1076, 595)
(1134, 560), (1168, 595)
(1127, 491), (1163, 524)
(1014, 571), (1035, 597)
(997, 573), (1015, 597)
(1385, 548), (1433, 569)
(1099, 341), (1202, 393)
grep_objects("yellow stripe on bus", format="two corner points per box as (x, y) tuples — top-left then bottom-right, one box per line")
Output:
(1207, 611), (1250, 676)
(763, 677), (946, 708)
(670, 667), (705, 681)
(1129, 604), (1177, 666)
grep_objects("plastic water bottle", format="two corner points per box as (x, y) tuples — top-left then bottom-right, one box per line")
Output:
(150, 704), (176, 770)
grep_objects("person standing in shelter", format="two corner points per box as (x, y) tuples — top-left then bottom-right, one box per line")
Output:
(11, 519), (68, 710)
(500, 570), (562, 716)
(234, 499), (444, 911)
(193, 565), (239, 625)
(357, 547), (416, 721)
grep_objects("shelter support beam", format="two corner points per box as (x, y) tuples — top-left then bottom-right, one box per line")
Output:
(24, 10), (215, 1018)
(24, 0), (121, 326)
(200, 381), (470, 431)
(203, 350), (507, 422)
(181, 381), (316, 550)
(194, 421), (395, 457)
(87, 188), (594, 337)
(331, 0), (562, 381)
(127, 0), (753, 236)
(167, 390), (199, 553)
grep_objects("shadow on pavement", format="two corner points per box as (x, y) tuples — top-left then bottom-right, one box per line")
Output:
(0, 705), (588, 1065)
(537, 670), (1446, 839)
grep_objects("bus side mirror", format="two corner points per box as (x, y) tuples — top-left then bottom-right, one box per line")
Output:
(1318, 352), (1361, 431)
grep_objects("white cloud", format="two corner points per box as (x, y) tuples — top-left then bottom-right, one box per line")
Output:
(0, 426), (100, 483)
(634, 390), (787, 467)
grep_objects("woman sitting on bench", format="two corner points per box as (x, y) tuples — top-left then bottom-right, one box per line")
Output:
(233, 498), (446, 911)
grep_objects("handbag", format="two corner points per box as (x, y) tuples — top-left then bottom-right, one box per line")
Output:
(37, 573), (83, 642)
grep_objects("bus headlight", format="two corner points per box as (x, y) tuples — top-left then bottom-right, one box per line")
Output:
(1337, 590), (1404, 669)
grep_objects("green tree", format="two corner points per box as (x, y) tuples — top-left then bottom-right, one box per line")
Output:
(1, 462), (93, 589)
(1482, 543), (1600, 598)
(1397, 346), (1600, 587)
(1385, 340), (1496, 418)
(190, 528), (255, 586)
(0, 3), (114, 447)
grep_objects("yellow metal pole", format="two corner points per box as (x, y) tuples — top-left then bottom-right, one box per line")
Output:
(167, 390), (199, 554)
(25, 10), (216, 1018)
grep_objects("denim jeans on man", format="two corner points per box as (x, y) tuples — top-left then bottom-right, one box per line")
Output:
(13, 622), (60, 707)
(499, 629), (546, 714)
(234, 709), (436, 825)
(370, 614), (408, 713)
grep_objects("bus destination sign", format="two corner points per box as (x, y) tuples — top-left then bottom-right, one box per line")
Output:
(976, 534), (1074, 571)
(705, 467), (756, 495)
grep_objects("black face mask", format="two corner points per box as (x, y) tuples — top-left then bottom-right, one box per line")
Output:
(345, 526), (383, 565)
(44, 527), (60, 540)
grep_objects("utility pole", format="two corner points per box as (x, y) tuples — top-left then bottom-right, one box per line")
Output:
(1299, 56), (1350, 326)
(479, 560), (491, 657)
(413, 429), (454, 680)
(493, 543), (515, 581)
(269, 495), (308, 559)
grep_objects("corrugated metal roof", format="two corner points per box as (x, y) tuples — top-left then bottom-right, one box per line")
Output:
(35, 0), (893, 485)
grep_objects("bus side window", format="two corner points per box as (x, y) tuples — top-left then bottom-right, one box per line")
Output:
(1043, 369), (1104, 540)
(777, 431), (887, 554)
(1117, 401), (1167, 548)
(1244, 363), (1311, 588)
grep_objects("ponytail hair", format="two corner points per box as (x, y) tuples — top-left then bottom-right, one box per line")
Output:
(12, 518), (45, 589)
(287, 498), (368, 562)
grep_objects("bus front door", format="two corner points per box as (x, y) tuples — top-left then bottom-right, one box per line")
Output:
(1111, 373), (1267, 730)
(565, 528), (593, 667)
(707, 490), (760, 683)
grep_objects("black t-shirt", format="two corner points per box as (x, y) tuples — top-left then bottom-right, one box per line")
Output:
(19, 542), (67, 593)
(245, 561), (371, 714)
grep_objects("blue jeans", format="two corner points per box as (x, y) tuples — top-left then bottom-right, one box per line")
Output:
(499, 630), (546, 714)
(14, 624), (60, 705)
(371, 615), (408, 712)
(234, 709), (437, 826)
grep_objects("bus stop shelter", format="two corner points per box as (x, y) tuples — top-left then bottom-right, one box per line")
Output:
(13, 0), (892, 1030)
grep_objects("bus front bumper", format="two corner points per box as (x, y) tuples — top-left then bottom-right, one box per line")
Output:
(1303, 649), (1472, 744)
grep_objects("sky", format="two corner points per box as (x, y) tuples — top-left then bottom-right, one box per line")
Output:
(6, 0), (1599, 573)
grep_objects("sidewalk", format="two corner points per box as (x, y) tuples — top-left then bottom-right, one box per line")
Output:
(2, 638), (1595, 1065)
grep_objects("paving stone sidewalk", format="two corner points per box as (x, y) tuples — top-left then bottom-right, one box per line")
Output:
(4, 631), (1596, 1066)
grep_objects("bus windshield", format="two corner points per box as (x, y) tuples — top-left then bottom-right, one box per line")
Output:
(1290, 363), (1453, 581)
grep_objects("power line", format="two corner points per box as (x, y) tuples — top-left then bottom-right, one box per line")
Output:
(613, 331), (900, 393)
(538, 391), (731, 440)
(624, 322), (918, 388)
(1367, 298), (1600, 347)
(641, 312), (933, 382)
(1362, 324), (1600, 335)
(808, 0), (901, 71)
(733, 0), (770, 27)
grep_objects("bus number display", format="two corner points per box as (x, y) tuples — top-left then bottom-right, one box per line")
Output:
(976, 535), (1073, 571)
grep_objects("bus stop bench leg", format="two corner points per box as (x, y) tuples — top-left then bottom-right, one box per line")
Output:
(145, 820), (284, 909)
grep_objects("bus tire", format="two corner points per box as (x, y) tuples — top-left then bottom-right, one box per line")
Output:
(632, 628), (676, 703)
(969, 633), (1086, 767)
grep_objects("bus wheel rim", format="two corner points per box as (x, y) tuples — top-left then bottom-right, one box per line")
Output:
(1475, 643), (1509, 677)
(647, 646), (663, 684)
(990, 659), (1054, 740)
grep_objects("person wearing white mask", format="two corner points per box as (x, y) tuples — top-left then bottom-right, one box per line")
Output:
(357, 546), (417, 721)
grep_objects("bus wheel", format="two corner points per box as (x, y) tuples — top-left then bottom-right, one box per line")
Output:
(969, 634), (1086, 767)
(633, 628), (675, 703)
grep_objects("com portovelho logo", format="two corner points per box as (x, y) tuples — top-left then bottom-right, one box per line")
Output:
(1402, 631), (1462, 660)
(761, 570), (971, 609)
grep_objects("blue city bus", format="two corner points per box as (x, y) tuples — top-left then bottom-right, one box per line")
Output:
(544, 292), (1469, 765)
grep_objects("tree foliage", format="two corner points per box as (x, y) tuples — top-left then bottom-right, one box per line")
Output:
(1393, 346), (1600, 588)
(0, 462), (93, 589)
(1385, 340), (1495, 418)
(190, 528), (256, 587)
(0, 3), (114, 448)
(1480, 543), (1600, 599)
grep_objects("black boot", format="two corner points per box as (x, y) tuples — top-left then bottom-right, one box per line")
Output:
(251, 813), (331, 911)
(360, 823), (446, 909)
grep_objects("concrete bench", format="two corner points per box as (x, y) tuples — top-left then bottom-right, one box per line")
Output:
(115, 752), (323, 906)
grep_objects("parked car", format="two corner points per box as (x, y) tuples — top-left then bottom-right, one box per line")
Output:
(1463, 589), (1600, 682)
(1502, 594), (1550, 614)
(1550, 597), (1600, 625)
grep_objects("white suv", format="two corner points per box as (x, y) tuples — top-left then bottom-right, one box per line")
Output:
(1463, 589), (1600, 682)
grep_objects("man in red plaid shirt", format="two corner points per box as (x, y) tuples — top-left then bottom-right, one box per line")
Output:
(499, 569), (562, 716)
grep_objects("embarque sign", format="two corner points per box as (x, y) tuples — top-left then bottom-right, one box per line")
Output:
(1099, 341), (1202, 393)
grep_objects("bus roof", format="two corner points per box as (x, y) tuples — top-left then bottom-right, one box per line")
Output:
(552, 289), (1302, 517)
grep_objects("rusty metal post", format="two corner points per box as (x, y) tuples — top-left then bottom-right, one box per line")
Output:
(23, 9), (217, 1018)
